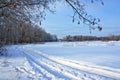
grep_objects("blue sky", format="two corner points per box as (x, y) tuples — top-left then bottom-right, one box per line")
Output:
(42, 0), (120, 38)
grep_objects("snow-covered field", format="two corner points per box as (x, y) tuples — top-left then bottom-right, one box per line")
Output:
(0, 41), (120, 80)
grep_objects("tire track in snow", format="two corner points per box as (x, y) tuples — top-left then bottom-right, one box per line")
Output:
(23, 47), (120, 80)
(23, 48), (104, 80)
(24, 53), (52, 80)
(23, 51), (73, 80)
(23, 47), (99, 80)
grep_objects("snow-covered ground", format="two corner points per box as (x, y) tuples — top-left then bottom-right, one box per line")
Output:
(0, 41), (120, 80)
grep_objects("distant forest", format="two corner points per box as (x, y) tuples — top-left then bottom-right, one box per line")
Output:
(0, 21), (57, 45)
(62, 35), (120, 41)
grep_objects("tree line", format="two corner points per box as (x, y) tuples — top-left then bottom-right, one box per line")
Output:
(0, 21), (57, 45)
(62, 35), (120, 41)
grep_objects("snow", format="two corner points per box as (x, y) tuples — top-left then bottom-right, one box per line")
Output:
(29, 41), (120, 68)
(0, 41), (120, 80)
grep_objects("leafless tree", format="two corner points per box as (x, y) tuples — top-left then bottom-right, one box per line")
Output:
(0, 0), (103, 29)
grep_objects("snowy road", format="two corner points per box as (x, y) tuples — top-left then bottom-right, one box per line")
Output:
(0, 42), (120, 80)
